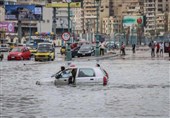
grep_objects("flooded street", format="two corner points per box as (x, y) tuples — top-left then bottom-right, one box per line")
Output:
(0, 53), (170, 117)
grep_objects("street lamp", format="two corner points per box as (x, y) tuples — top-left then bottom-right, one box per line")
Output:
(65, 0), (72, 61)
(95, 0), (101, 57)
(29, 17), (32, 42)
(60, 19), (64, 46)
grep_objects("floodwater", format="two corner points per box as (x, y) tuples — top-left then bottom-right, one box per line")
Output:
(0, 54), (170, 118)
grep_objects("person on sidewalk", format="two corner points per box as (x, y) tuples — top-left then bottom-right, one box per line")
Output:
(149, 41), (155, 57)
(156, 42), (160, 57)
(159, 42), (164, 57)
(99, 41), (106, 56)
(120, 42), (125, 55)
(132, 44), (136, 53)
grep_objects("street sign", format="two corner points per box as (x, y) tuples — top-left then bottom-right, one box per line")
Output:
(61, 32), (71, 41)
(46, 2), (81, 8)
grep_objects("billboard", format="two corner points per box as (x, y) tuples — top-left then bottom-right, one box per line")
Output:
(46, 2), (81, 8)
(123, 16), (144, 28)
(0, 22), (15, 33)
(5, 5), (43, 21)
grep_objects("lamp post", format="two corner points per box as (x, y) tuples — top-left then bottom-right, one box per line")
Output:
(65, 0), (72, 61)
(60, 20), (64, 46)
(29, 17), (32, 42)
(52, 8), (57, 40)
(95, 0), (101, 57)
(72, 21), (75, 43)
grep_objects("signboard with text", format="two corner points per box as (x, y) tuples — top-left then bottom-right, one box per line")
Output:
(123, 16), (144, 28)
(0, 22), (14, 33)
(5, 5), (43, 21)
(46, 2), (81, 8)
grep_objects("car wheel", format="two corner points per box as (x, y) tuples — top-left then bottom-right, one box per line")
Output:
(28, 56), (31, 60)
(51, 56), (54, 61)
(48, 57), (51, 61)
(21, 56), (24, 60)
(35, 58), (38, 61)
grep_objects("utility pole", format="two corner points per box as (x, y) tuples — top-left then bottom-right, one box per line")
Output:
(52, 8), (57, 40)
(95, 0), (101, 57)
(65, 0), (72, 61)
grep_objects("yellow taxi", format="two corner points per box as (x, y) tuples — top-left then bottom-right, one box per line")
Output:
(7, 42), (16, 51)
(34, 43), (55, 61)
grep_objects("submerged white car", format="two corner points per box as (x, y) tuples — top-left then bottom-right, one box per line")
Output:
(53, 66), (108, 86)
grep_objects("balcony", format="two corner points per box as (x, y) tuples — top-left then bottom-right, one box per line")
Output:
(144, 2), (155, 5)
(146, 14), (155, 17)
(146, 18), (155, 21)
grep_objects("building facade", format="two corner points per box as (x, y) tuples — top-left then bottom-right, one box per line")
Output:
(144, 0), (170, 36)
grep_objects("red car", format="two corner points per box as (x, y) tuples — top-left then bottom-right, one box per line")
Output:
(8, 46), (31, 60)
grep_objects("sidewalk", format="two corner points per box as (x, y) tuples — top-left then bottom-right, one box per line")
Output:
(59, 46), (169, 61)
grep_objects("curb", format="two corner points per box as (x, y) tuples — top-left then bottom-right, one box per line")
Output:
(72, 53), (119, 61)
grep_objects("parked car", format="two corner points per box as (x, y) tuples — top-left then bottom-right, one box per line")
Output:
(27, 44), (37, 56)
(71, 43), (78, 49)
(77, 44), (95, 57)
(0, 52), (3, 61)
(105, 40), (119, 49)
(7, 46), (31, 60)
(54, 66), (108, 86)
(34, 43), (55, 61)
(0, 44), (10, 52)
(7, 42), (17, 51)
(71, 46), (81, 58)
(164, 42), (170, 57)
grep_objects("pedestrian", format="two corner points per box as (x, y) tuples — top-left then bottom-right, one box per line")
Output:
(99, 41), (106, 56)
(68, 68), (77, 85)
(121, 42), (125, 55)
(132, 44), (136, 53)
(159, 42), (164, 57)
(156, 42), (160, 57)
(150, 41), (155, 57)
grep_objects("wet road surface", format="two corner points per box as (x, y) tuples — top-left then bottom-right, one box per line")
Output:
(0, 51), (170, 118)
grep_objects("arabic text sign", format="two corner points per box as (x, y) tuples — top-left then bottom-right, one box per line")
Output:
(0, 22), (15, 33)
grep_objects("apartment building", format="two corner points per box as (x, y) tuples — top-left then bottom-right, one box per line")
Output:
(101, 0), (143, 34)
(82, 0), (110, 34)
(102, 16), (121, 35)
(144, 0), (170, 36)
(168, 13), (170, 32)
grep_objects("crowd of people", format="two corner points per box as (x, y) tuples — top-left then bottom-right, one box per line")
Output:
(149, 41), (164, 57)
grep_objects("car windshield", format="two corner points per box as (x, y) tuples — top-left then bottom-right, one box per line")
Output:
(37, 48), (51, 52)
(39, 44), (52, 48)
(79, 45), (91, 51)
(27, 44), (34, 49)
(11, 47), (22, 52)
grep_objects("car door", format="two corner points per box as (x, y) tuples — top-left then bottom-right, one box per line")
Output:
(76, 68), (97, 85)
(55, 69), (72, 85)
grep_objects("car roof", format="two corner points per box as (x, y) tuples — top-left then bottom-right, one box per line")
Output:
(68, 65), (100, 69)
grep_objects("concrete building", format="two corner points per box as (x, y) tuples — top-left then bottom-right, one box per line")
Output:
(106, 0), (144, 33)
(168, 12), (170, 32)
(144, 0), (170, 36)
(82, 0), (110, 34)
(102, 16), (120, 35)
(0, 7), (5, 22)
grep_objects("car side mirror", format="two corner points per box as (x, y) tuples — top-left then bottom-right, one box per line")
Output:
(55, 74), (61, 79)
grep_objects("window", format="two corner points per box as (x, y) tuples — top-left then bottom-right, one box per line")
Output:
(78, 68), (95, 77)
(61, 69), (72, 78)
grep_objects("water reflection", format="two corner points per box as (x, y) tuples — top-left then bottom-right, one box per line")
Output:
(1, 59), (169, 117)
